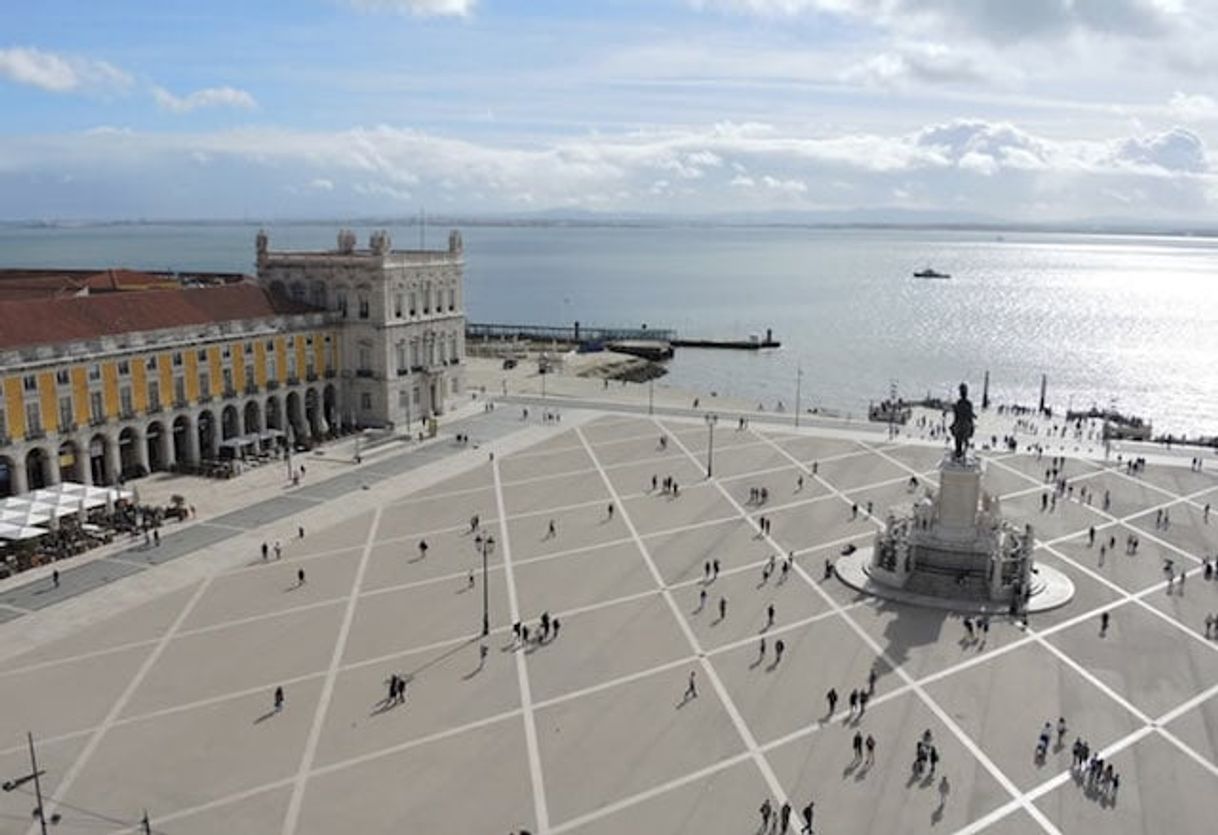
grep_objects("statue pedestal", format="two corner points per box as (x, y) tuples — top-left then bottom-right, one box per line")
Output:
(937, 454), (981, 542)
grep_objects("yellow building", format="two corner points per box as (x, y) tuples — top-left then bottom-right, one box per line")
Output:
(0, 276), (341, 496)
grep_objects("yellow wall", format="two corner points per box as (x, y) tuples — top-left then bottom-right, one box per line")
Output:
(184, 351), (200, 401)
(3, 377), (24, 438)
(158, 353), (173, 404)
(254, 342), (268, 386)
(208, 347), (223, 396)
(71, 367), (89, 425)
(102, 360), (119, 418)
(295, 340), (307, 379)
(235, 347), (248, 391)
(132, 359), (148, 412)
(38, 372), (57, 433)
(313, 335), (325, 373)
(274, 337), (288, 383)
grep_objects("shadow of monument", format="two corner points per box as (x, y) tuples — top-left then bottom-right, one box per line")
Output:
(872, 599), (949, 675)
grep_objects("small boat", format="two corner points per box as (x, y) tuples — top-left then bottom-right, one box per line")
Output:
(913, 268), (950, 279)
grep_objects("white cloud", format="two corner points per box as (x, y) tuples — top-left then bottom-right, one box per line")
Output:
(0, 46), (131, 93)
(153, 86), (258, 113)
(691, 0), (1186, 41)
(0, 118), (1213, 220)
(346, 0), (476, 17)
(842, 42), (1016, 88)
(1168, 92), (1218, 122)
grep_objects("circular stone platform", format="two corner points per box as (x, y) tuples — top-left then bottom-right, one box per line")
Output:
(834, 548), (1075, 614)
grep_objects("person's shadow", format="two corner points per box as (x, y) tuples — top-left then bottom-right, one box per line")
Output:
(253, 709), (277, 725)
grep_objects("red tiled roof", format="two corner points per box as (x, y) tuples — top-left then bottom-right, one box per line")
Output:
(0, 283), (319, 351)
(0, 268), (246, 301)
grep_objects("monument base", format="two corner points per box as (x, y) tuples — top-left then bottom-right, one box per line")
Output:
(836, 548), (1075, 614)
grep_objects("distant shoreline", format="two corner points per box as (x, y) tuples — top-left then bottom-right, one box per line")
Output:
(5, 217), (1218, 240)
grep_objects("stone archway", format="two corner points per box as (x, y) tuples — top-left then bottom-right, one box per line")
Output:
(146, 421), (165, 472)
(172, 415), (193, 466)
(26, 447), (51, 491)
(89, 434), (111, 485)
(197, 410), (217, 460)
(323, 384), (339, 431)
(265, 395), (282, 431)
(305, 388), (322, 436)
(286, 390), (305, 440)
(58, 439), (85, 483)
(0, 454), (16, 497)
(118, 426), (143, 478)
(221, 404), (240, 440)
(243, 400), (262, 434)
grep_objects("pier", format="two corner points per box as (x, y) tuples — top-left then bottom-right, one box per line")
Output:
(465, 322), (779, 352)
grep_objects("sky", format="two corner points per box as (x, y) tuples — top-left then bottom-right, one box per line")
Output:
(2, 0), (1218, 221)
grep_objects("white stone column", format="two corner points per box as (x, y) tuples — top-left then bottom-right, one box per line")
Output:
(160, 428), (175, 469)
(132, 428), (149, 473)
(44, 449), (60, 486)
(104, 436), (121, 485)
(78, 441), (92, 485)
(11, 453), (29, 495)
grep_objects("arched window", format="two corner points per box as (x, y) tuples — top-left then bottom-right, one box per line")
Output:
(358, 294), (369, 319)
(310, 282), (327, 308)
(450, 333), (458, 363)
(409, 290), (417, 316)
(394, 287), (404, 318)
(424, 283), (432, 314)
(448, 287), (456, 311)
(336, 289), (348, 317)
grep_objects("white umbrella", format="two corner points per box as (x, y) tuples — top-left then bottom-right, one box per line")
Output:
(0, 521), (47, 541)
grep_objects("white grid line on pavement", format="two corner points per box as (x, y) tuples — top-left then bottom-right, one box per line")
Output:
(575, 425), (791, 806)
(280, 506), (384, 835)
(734, 426), (1065, 835)
(492, 455), (553, 834)
(28, 576), (215, 835)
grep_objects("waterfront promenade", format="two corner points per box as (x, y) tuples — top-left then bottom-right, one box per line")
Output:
(1, 398), (1216, 834)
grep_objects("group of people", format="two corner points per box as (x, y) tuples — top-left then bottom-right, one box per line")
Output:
(512, 611), (560, 646)
(1071, 738), (1121, 801)
(757, 797), (816, 833)
(651, 474), (681, 496)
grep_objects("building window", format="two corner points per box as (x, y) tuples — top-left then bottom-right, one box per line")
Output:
(412, 387), (419, 405)
(410, 340), (420, 368)
(358, 346), (372, 372)
(358, 295), (370, 319)
(148, 380), (161, 410)
(394, 293), (404, 318)
(117, 359), (130, 377)
(25, 402), (42, 435)
(90, 391), (105, 423)
(245, 342), (254, 356)
(337, 289), (348, 317)
(244, 364), (255, 386)
(409, 291), (417, 316)
(396, 342), (407, 372)
(120, 386), (134, 416)
(222, 368), (234, 393)
(448, 288), (456, 311)
(222, 345), (232, 360)
(55, 369), (71, 386)
(0, 407), (6, 440)
(267, 355), (278, 381)
(287, 354), (297, 379)
(22, 374), (37, 392)
(58, 396), (73, 429)
(146, 355), (159, 371)
(198, 372), (210, 399)
(172, 352), (183, 368)
(89, 363), (103, 381)
(197, 349), (208, 362)
(424, 284), (432, 314)
(361, 392), (372, 411)
(174, 377), (186, 405)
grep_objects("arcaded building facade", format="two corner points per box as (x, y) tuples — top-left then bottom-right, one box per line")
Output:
(256, 228), (466, 430)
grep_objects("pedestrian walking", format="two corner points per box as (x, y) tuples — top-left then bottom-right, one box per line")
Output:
(699, 588), (708, 611)
(865, 734), (876, 765)
(780, 801), (791, 833)
(712, 559), (720, 579)
(1056, 717), (1067, 748)
(684, 670), (698, 700)
(853, 731), (863, 761)
(274, 541), (282, 560)
(153, 529), (160, 547)
(607, 502), (614, 520)
(760, 798), (772, 829)
(274, 685), (284, 713)
(801, 802), (814, 833)
(848, 689), (858, 716)
(774, 639), (785, 665)
(418, 539), (428, 558)
(297, 568), (306, 586)
(1100, 611), (1110, 635)
(547, 519), (556, 538)
(51, 569), (59, 589)
(718, 596), (727, 621)
(826, 688), (838, 716)
(298, 525), (305, 539)
(867, 666), (878, 696)
(767, 602), (776, 628)
(262, 542), (269, 561)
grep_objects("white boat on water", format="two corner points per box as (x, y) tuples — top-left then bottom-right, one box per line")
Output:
(913, 268), (951, 279)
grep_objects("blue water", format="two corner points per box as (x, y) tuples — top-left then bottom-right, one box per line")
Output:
(3, 223), (1216, 437)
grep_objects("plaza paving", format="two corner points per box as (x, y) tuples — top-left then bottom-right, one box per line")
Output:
(1, 409), (1217, 834)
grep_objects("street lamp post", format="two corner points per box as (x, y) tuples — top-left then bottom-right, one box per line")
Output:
(648, 376), (654, 416)
(3, 733), (55, 834)
(704, 413), (718, 478)
(475, 533), (496, 636)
